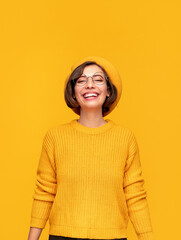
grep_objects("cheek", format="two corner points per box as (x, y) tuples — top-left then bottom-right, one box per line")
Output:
(74, 90), (83, 101)
(102, 86), (109, 95)
(74, 87), (80, 96)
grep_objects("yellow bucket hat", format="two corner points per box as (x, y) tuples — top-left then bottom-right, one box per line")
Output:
(64, 56), (122, 116)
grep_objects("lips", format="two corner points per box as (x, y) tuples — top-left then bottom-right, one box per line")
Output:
(82, 92), (100, 97)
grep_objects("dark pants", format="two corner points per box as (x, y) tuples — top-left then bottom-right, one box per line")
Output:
(49, 235), (127, 240)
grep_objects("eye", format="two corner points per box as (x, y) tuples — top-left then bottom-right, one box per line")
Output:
(75, 76), (87, 85)
(77, 80), (85, 83)
(93, 75), (104, 81)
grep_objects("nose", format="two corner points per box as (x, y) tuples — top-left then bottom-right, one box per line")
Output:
(86, 76), (95, 87)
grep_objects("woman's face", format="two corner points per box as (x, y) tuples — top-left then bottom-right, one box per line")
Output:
(74, 64), (110, 113)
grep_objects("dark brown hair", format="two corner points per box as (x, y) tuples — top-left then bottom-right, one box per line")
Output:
(64, 61), (117, 117)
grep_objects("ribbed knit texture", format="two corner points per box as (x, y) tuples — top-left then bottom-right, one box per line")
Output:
(30, 119), (154, 240)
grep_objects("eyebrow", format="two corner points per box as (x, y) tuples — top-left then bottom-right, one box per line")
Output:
(81, 72), (104, 76)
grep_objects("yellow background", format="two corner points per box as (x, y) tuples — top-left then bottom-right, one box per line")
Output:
(0, 0), (180, 239)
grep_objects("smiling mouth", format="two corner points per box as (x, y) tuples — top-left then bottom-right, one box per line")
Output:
(83, 95), (99, 100)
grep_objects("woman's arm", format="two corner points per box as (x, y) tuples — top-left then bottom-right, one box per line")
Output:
(30, 129), (57, 230)
(28, 227), (42, 240)
(123, 132), (154, 240)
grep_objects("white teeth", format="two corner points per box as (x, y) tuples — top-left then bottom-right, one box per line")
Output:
(84, 93), (98, 98)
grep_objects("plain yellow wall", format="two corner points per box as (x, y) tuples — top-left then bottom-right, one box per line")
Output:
(0, 0), (180, 239)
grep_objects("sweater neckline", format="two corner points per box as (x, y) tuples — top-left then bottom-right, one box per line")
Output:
(70, 118), (115, 134)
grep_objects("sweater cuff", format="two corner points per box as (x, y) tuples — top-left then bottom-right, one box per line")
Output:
(30, 199), (53, 228)
(30, 217), (47, 229)
(137, 231), (154, 240)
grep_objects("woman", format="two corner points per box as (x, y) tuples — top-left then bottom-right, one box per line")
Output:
(28, 56), (154, 240)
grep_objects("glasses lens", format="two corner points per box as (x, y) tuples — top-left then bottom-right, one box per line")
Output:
(76, 76), (87, 86)
(93, 73), (105, 85)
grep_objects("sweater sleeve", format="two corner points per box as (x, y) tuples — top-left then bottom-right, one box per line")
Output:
(123, 132), (154, 240)
(30, 129), (57, 229)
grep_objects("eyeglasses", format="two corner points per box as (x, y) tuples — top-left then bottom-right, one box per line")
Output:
(73, 72), (107, 86)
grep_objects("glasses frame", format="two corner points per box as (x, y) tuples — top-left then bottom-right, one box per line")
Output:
(72, 71), (108, 87)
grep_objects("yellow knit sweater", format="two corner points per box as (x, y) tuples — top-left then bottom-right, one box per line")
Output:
(30, 119), (154, 240)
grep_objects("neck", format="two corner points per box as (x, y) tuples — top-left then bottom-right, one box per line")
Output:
(78, 111), (107, 128)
